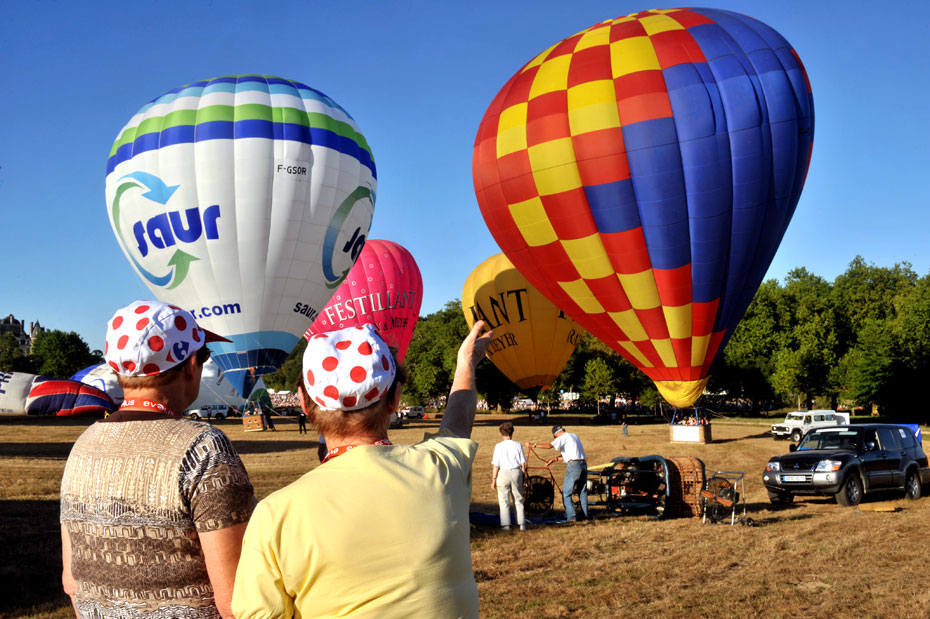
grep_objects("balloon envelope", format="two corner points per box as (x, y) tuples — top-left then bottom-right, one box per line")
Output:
(462, 253), (582, 391)
(304, 239), (422, 361)
(106, 75), (377, 396)
(473, 8), (814, 407)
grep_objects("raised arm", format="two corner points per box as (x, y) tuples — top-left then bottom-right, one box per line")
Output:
(440, 321), (492, 439)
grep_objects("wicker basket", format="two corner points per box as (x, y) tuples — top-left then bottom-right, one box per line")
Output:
(664, 456), (706, 518)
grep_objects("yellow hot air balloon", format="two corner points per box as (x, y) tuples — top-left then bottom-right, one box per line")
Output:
(462, 253), (582, 393)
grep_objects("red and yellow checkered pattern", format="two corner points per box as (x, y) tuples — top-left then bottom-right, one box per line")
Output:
(473, 8), (814, 407)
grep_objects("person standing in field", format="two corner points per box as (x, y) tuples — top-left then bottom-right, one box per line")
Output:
(60, 300), (256, 618)
(491, 421), (527, 531)
(528, 425), (589, 522)
(233, 321), (492, 618)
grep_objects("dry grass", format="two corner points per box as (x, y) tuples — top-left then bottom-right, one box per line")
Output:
(3, 413), (930, 618)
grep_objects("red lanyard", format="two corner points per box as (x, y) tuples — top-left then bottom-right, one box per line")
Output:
(120, 399), (180, 418)
(322, 439), (392, 463)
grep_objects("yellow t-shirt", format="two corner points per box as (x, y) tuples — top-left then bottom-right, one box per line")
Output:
(233, 431), (479, 618)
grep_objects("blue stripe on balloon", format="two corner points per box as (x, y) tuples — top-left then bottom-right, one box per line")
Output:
(584, 178), (640, 233)
(622, 118), (690, 270)
(106, 121), (375, 176)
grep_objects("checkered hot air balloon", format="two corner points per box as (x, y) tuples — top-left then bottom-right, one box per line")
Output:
(473, 8), (814, 407)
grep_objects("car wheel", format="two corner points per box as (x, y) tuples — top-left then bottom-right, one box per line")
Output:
(790, 429), (802, 443)
(767, 489), (794, 505)
(835, 474), (863, 506)
(190, 412), (200, 420)
(214, 413), (225, 421)
(905, 469), (922, 500)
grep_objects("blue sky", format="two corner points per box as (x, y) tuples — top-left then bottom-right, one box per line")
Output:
(2, 0), (928, 351)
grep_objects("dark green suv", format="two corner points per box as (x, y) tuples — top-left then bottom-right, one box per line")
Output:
(762, 424), (930, 506)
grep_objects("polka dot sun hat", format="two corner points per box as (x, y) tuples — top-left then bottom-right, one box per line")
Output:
(105, 300), (228, 377)
(303, 324), (396, 411)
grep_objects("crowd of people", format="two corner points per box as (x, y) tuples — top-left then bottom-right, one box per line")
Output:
(60, 299), (496, 617)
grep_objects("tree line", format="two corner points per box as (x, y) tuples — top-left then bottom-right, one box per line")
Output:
(0, 330), (102, 378)
(10, 255), (926, 419)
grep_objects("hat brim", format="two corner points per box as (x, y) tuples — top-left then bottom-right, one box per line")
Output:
(204, 328), (232, 343)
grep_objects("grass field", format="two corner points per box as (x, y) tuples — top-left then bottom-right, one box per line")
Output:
(2, 413), (929, 618)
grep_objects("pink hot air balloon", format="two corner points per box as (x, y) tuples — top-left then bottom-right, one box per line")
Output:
(304, 239), (423, 360)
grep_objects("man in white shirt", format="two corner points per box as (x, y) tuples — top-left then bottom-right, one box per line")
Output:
(491, 422), (527, 531)
(529, 425), (589, 521)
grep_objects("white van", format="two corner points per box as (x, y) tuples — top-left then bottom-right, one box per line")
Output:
(771, 410), (851, 442)
(402, 406), (425, 419)
(188, 403), (232, 420)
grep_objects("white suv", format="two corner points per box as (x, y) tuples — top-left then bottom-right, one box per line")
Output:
(188, 404), (231, 421)
(771, 410), (850, 442)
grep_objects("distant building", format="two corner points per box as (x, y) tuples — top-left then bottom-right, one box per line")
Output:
(0, 314), (44, 355)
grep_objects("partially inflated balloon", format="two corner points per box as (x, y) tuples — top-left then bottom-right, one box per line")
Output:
(462, 253), (582, 392)
(106, 75), (376, 396)
(473, 9), (813, 407)
(304, 239), (422, 361)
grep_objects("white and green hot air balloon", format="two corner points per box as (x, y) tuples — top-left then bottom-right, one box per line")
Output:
(105, 75), (375, 396)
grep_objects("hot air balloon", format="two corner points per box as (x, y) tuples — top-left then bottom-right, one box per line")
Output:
(462, 253), (582, 395)
(304, 239), (422, 361)
(106, 75), (376, 396)
(473, 8), (814, 407)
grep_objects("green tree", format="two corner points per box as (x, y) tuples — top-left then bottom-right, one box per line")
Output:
(403, 301), (471, 405)
(0, 332), (32, 372)
(262, 338), (307, 392)
(29, 330), (100, 378)
(581, 357), (617, 414)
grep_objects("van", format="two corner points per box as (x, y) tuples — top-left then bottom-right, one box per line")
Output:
(188, 403), (232, 421)
(403, 406), (425, 419)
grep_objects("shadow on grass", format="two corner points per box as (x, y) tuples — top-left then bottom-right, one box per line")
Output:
(0, 499), (71, 617)
(711, 431), (776, 443)
(0, 442), (73, 459)
(229, 439), (322, 455)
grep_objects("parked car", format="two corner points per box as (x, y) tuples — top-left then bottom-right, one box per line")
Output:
(762, 424), (930, 506)
(402, 406), (425, 419)
(771, 410), (850, 442)
(389, 411), (405, 429)
(188, 404), (234, 421)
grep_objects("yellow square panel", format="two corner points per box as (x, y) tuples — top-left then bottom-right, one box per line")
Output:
(662, 304), (692, 340)
(691, 334), (712, 367)
(558, 279), (605, 314)
(509, 197), (558, 247)
(528, 138), (582, 195)
(575, 25), (611, 52)
(561, 235), (614, 279)
(567, 80), (620, 135)
(529, 54), (572, 99)
(617, 270), (660, 310)
(651, 338), (677, 368)
(496, 103), (528, 158)
(608, 309), (648, 341)
(523, 42), (559, 72)
(619, 341), (652, 367)
(639, 14), (685, 36)
(609, 36), (661, 78)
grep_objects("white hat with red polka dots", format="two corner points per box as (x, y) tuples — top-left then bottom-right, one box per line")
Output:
(302, 324), (396, 411)
(104, 300), (229, 377)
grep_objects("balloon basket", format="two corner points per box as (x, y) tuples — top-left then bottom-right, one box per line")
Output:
(669, 424), (712, 444)
(242, 414), (265, 432)
(663, 456), (707, 518)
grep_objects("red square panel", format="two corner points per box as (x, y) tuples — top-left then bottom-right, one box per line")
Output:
(637, 306), (670, 340)
(601, 228), (651, 273)
(653, 264), (692, 307)
(691, 300), (718, 337)
(503, 67), (539, 106)
(618, 91), (673, 126)
(526, 91), (569, 147)
(566, 45), (613, 89)
(540, 188), (597, 239)
(572, 128), (629, 186)
(586, 273), (632, 313)
(651, 29), (707, 69)
(609, 19), (648, 42)
(551, 33), (583, 58)
(668, 9), (716, 29)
